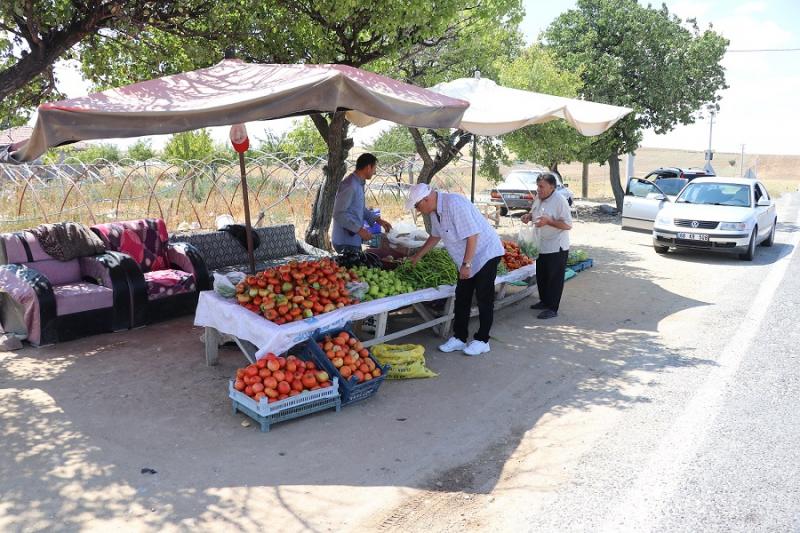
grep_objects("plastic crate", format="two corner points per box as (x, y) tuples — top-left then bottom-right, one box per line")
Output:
(229, 377), (340, 432)
(304, 325), (389, 406)
(570, 258), (594, 273)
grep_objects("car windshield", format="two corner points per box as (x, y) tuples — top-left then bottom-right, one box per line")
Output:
(654, 178), (688, 197)
(504, 172), (541, 187)
(677, 182), (751, 207)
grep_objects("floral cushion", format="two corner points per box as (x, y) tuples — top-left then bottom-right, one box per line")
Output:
(92, 219), (170, 273)
(143, 269), (196, 301)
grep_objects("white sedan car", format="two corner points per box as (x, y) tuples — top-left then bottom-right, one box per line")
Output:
(650, 177), (777, 261)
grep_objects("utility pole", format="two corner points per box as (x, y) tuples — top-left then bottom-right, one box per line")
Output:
(740, 144), (745, 177)
(704, 109), (716, 175)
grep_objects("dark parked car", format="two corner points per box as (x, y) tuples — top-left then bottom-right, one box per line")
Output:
(490, 170), (573, 216)
(643, 167), (713, 181)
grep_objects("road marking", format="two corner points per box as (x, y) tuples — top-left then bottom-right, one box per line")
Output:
(604, 200), (800, 532)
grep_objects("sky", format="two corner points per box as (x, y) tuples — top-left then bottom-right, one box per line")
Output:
(49, 0), (800, 155)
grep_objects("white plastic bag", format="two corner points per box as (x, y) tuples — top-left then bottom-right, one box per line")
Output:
(213, 272), (245, 298)
(518, 224), (540, 258)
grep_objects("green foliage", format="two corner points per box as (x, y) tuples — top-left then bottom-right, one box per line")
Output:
(163, 130), (216, 162)
(280, 119), (328, 163)
(126, 140), (157, 161)
(498, 45), (592, 169)
(543, 0), (729, 161)
(478, 139), (510, 184)
(73, 143), (122, 163)
(0, 1), (212, 123)
(367, 126), (416, 167)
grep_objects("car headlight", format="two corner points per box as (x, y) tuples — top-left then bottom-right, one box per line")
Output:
(719, 222), (748, 231)
(655, 213), (673, 226)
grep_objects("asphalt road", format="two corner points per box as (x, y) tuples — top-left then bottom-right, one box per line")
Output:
(519, 191), (800, 532)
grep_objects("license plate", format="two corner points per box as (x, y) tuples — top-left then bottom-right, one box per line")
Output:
(504, 193), (521, 199)
(677, 232), (709, 241)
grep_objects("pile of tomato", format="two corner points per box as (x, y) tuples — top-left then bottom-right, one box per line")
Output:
(233, 353), (332, 403)
(317, 330), (381, 383)
(502, 240), (534, 271)
(235, 259), (358, 324)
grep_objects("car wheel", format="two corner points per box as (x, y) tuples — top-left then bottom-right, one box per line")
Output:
(740, 227), (757, 261)
(761, 218), (777, 247)
(499, 206), (509, 216)
(654, 244), (669, 254)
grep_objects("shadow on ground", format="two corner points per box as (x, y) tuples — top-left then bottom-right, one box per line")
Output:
(0, 247), (716, 531)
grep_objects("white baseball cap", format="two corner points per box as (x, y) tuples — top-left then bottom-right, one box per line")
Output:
(405, 182), (433, 210)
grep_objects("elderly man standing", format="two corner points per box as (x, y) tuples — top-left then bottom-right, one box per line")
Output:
(521, 174), (572, 319)
(407, 183), (505, 356)
(332, 153), (392, 253)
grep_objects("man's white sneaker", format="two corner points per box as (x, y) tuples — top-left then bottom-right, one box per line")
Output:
(438, 337), (467, 353)
(463, 340), (491, 356)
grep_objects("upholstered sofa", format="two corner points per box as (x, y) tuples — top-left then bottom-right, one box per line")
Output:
(0, 230), (132, 346)
(170, 223), (329, 274)
(91, 218), (210, 326)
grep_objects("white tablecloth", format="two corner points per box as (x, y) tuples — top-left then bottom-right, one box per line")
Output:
(194, 262), (535, 358)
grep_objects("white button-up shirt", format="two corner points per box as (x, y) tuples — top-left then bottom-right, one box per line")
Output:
(430, 192), (504, 276)
(530, 192), (572, 254)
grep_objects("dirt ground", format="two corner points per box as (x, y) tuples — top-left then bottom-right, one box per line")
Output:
(0, 195), (794, 532)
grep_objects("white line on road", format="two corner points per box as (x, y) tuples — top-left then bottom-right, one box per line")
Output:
(603, 202), (800, 532)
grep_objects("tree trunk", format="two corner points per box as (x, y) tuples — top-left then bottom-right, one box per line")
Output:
(581, 161), (589, 199)
(608, 153), (624, 212)
(304, 112), (353, 250)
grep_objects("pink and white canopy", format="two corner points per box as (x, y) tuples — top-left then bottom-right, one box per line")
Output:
(6, 59), (469, 162)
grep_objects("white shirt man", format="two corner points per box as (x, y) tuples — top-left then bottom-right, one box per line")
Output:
(407, 183), (504, 356)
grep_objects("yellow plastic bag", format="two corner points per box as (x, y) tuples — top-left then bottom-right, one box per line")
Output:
(372, 343), (437, 379)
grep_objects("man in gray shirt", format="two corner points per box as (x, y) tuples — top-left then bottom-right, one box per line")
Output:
(331, 153), (392, 253)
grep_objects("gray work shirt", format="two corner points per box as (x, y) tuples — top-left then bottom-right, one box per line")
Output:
(332, 173), (378, 248)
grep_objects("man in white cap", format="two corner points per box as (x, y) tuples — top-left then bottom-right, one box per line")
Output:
(406, 183), (505, 356)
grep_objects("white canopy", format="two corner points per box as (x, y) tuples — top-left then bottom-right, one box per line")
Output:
(428, 77), (632, 136)
(3, 59), (469, 163)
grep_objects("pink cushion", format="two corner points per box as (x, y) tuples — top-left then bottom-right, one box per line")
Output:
(25, 258), (82, 286)
(143, 269), (196, 301)
(53, 282), (113, 316)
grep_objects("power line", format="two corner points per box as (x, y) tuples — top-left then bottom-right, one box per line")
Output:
(727, 47), (800, 53)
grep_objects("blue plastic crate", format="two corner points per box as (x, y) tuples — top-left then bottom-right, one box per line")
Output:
(304, 324), (389, 406)
(570, 258), (594, 273)
(229, 378), (341, 432)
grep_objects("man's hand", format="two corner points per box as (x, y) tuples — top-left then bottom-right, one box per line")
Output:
(409, 253), (422, 266)
(358, 227), (372, 240)
(459, 264), (471, 280)
(535, 215), (552, 228)
(378, 218), (392, 232)
(521, 213), (532, 224)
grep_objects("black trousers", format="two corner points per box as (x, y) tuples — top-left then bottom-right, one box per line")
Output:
(453, 256), (501, 343)
(536, 248), (568, 312)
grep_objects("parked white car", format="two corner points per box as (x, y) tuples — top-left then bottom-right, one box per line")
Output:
(648, 177), (777, 261)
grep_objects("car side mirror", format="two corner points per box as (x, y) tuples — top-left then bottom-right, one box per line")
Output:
(757, 198), (771, 207)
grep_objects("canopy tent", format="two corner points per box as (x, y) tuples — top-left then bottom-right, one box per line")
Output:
(3, 59), (469, 163)
(1, 59), (470, 272)
(431, 77), (632, 201)
(429, 77), (632, 137)
(358, 76), (633, 201)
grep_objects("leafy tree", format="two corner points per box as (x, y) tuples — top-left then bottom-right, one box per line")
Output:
(0, 0), (209, 124)
(544, 0), (728, 209)
(126, 139), (156, 161)
(163, 130), (215, 162)
(280, 118), (328, 164)
(367, 125), (417, 169)
(498, 45), (591, 175)
(389, 6), (525, 188)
